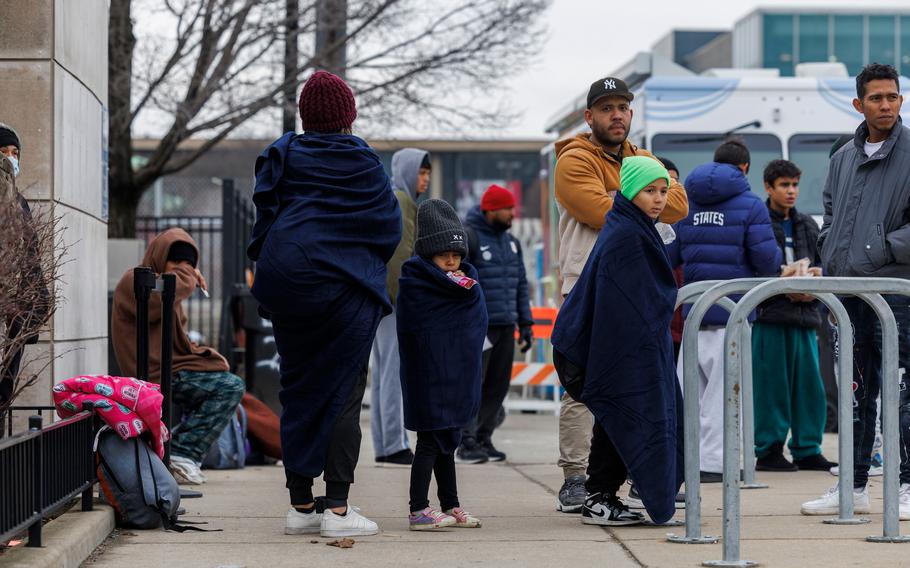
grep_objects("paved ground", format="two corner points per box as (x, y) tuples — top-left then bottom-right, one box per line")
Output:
(83, 412), (910, 567)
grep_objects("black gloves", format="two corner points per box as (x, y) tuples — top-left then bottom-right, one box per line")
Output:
(518, 325), (534, 353)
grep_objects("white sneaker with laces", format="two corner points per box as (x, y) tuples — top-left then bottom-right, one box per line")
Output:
(800, 485), (870, 516)
(321, 507), (379, 537)
(169, 455), (207, 485)
(285, 508), (322, 534)
(899, 484), (910, 521)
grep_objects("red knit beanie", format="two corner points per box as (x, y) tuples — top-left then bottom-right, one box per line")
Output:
(298, 71), (357, 132)
(480, 184), (516, 211)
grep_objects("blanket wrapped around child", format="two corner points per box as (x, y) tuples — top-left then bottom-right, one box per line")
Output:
(54, 375), (169, 458)
(396, 256), (488, 446)
(551, 194), (684, 524)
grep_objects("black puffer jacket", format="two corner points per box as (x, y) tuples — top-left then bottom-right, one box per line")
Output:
(755, 204), (823, 328)
(464, 206), (533, 329)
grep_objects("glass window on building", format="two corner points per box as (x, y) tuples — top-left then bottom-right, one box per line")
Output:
(787, 134), (851, 217)
(651, 133), (783, 202)
(764, 14), (795, 76)
(900, 16), (910, 74)
(798, 15), (829, 65)
(833, 15), (864, 76)
(869, 15), (897, 68)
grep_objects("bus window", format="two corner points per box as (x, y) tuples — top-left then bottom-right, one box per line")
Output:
(651, 133), (783, 203)
(787, 134), (850, 217)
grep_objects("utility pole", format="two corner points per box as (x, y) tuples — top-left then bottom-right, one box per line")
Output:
(282, 0), (300, 133)
(315, 0), (347, 77)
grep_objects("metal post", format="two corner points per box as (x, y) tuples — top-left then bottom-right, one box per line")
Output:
(702, 277), (910, 566)
(160, 273), (176, 467)
(133, 267), (155, 381)
(81, 402), (94, 512)
(27, 415), (42, 548)
(740, 323), (766, 489)
(862, 293), (910, 543)
(221, 179), (237, 365)
(669, 279), (766, 545)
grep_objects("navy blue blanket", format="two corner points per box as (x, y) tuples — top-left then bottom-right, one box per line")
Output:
(396, 257), (488, 432)
(551, 194), (683, 524)
(248, 132), (401, 315)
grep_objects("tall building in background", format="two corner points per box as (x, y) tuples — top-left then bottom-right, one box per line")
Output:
(734, 8), (910, 77)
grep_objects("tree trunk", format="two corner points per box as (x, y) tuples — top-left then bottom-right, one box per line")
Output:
(108, 0), (138, 238)
(283, 0), (300, 134)
(108, 181), (144, 240)
(315, 0), (347, 77)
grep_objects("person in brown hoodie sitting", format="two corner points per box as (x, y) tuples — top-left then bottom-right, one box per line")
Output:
(112, 228), (245, 484)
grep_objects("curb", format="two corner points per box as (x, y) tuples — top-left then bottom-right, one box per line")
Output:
(0, 504), (115, 568)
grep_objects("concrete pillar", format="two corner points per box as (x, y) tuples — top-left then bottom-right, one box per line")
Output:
(0, 1), (109, 413)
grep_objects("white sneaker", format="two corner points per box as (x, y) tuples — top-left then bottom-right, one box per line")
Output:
(828, 465), (883, 477)
(801, 485), (871, 516)
(285, 507), (322, 534)
(169, 455), (207, 485)
(321, 507), (379, 537)
(900, 484), (910, 521)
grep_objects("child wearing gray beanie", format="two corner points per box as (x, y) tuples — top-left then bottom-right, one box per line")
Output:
(396, 198), (488, 530)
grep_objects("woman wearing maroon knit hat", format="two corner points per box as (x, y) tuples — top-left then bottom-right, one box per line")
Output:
(248, 71), (402, 538)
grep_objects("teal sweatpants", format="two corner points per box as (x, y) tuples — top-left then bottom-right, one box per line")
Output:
(751, 322), (826, 460)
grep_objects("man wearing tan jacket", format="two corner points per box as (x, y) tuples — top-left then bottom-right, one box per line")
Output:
(554, 76), (688, 513)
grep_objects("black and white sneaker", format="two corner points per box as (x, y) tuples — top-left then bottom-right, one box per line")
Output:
(582, 492), (644, 526)
(455, 441), (489, 464)
(626, 485), (686, 510)
(557, 474), (587, 513)
(480, 439), (506, 462)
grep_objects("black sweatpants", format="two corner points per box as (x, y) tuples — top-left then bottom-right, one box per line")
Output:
(286, 364), (367, 508)
(409, 431), (460, 512)
(463, 324), (515, 442)
(840, 296), (910, 488)
(585, 422), (628, 497)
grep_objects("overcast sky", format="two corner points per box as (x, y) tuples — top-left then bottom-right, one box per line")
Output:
(502, 0), (902, 139)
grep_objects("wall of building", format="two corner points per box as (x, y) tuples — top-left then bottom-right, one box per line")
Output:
(0, 0), (109, 411)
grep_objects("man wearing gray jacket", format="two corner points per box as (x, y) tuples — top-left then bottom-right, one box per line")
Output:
(802, 63), (910, 519)
(370, 148), (431, 465)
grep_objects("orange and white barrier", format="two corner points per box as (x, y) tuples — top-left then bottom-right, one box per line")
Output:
(510, 362), (558, 386)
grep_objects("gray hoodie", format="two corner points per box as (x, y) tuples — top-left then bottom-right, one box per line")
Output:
(391, 147), (429, 202)
(819, 118), (910, 278)
(385, 148), (430, 304)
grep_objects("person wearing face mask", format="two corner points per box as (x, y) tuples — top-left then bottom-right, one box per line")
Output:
(0, 123), (50, 424)
(455, 184), (533, 464)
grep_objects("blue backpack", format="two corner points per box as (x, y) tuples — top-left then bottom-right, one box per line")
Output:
(202, 404), (248, 469)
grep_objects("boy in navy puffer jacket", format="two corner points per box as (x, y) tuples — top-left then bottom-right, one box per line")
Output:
(666, 139), (781, 480)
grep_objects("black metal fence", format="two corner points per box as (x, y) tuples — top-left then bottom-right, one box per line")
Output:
(134, 179), (255, 368)
(0, 406), (96, 547)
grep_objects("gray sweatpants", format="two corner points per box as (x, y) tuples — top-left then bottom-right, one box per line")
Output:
(369, 311), (411, 458)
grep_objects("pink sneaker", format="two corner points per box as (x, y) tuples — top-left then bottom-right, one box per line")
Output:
(445, 507), (482, 528)
(408, 508), (455, 531)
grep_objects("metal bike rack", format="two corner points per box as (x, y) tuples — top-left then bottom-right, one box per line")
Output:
(668, 279), (771, 545)
(708, 277), (910, 567)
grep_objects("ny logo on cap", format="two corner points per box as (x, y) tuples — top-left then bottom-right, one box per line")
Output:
(604, 79), (616, 90)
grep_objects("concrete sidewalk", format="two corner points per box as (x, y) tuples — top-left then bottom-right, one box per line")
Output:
(83, 413), (910, 567)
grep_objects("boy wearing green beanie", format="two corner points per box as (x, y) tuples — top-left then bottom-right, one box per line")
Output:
(551, 157), (684, 526)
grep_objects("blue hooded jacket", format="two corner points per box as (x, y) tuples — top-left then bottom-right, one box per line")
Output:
(551, 194), (683, 525)
(248, 132), (402, 315)
(666, 162), (781, 326)
(463, 206), (533, 328)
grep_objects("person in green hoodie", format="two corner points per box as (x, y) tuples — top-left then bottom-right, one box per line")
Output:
(370, 148), (432, 465)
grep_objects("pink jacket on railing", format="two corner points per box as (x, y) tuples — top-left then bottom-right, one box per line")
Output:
(53, 375), (169, 458)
